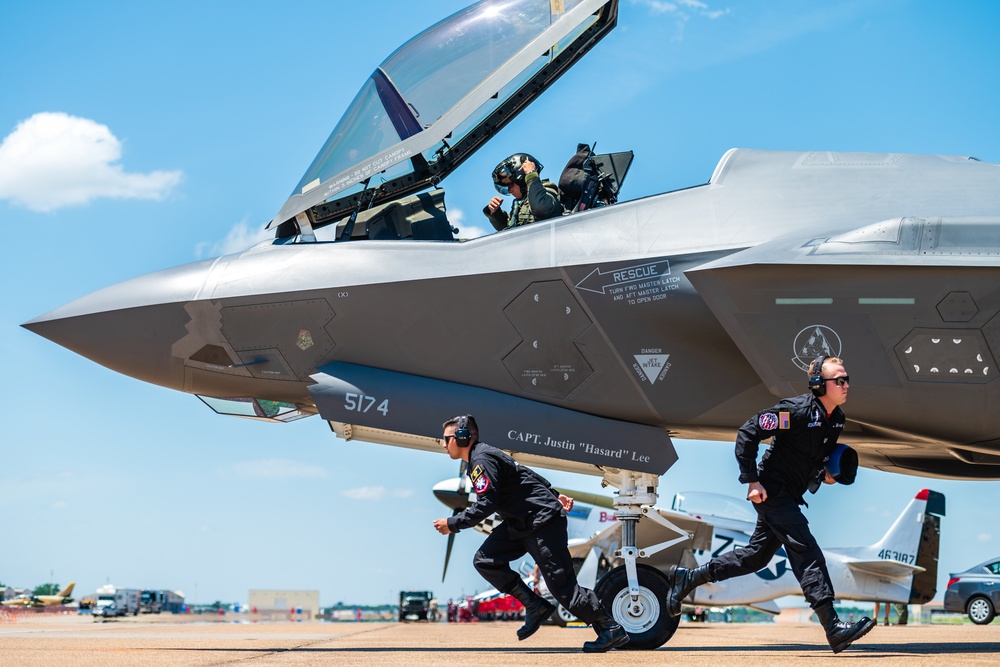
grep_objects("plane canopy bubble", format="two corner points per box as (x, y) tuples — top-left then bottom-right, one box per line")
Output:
(272, 0), (617, 231)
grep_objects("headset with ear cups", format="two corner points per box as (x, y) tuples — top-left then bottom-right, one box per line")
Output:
(455, 415), (472, 447)
(808, 356), (829, 396)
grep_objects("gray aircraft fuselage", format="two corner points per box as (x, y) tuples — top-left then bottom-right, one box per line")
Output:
(25, 147), (1000, 479)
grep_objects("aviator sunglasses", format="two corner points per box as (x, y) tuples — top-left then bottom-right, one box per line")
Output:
(825, 376), (850, 387)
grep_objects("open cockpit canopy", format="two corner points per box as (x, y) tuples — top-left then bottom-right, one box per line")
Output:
(270, 0), (619, 238)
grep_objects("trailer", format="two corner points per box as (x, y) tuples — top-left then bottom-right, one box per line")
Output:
(92, 585), (140, 618)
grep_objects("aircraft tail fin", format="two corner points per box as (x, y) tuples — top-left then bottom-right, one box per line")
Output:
(838, 489), (944, 603)
(58, 582), (75, 598)
(870, 489), (944, 561)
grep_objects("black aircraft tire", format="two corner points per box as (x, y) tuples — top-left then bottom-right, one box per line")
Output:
(595, 564), (679, 650)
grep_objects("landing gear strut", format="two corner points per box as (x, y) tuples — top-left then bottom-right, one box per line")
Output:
(594, 470), (692, 650)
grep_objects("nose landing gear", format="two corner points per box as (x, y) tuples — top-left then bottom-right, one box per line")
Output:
(594, 469), (692, 650)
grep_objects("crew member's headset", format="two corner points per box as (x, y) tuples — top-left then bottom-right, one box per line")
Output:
(808, 356), (830, 396)
(454, 415), (473, 448)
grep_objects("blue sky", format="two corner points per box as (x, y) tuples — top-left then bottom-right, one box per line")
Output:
(2, 0), (999, 608)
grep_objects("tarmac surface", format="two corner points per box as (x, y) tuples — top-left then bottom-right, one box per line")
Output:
(1, 615), (999, 666)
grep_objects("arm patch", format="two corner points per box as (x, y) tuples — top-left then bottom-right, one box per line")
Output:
(758, 412), (778, 431)
(472, 473), (490, 494)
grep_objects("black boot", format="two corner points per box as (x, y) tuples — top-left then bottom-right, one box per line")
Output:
(506, 580), (555, 641)
(666, 563), (714, 617)
(582, 615), (630, 653)
(814, 601), (875, 654)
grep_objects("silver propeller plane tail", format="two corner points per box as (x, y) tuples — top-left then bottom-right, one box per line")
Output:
(22, 0), (999, 650)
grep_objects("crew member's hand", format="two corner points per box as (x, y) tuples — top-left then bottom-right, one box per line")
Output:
(433, 518), (452, 535)
(746, 481), (767, 504)
(487, 196), (504, 213)
(520, 158), (537, 175)
(558, 494), (574, 512)
(822, 470), (837, 485)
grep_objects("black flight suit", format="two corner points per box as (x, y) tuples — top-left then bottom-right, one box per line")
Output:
(446, 441), (606, 624)
(707, 393), (844, 608)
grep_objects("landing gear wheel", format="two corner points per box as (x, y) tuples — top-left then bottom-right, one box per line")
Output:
(595, 563), (679, 650)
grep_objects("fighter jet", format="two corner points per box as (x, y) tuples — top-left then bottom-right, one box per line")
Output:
(2, 582), (75, 608)
(21, 0), (1000, 649)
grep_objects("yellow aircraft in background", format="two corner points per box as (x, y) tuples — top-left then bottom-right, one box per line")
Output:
(2, 582), (75, 608)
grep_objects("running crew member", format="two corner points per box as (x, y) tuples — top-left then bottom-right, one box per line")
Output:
(666, 357), (875, 654)
(433, 415), (628, 653)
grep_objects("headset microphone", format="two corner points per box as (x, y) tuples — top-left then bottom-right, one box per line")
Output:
(808, 356), (829, 396)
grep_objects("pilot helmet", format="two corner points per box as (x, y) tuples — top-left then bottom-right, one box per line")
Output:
(492, 153), (543, 196)
(824, 443), (858, 485)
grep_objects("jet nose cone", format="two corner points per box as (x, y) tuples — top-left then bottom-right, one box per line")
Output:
(23, 258), (216, 390)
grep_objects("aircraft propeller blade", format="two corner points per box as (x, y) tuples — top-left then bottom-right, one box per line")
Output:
(442, 459), (468, 582)
(442, 530), (456, 582)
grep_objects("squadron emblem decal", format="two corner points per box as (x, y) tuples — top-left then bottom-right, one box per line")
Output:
(792, 325), (842, 372)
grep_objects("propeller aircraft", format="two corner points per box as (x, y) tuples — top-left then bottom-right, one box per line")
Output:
(2, 582), (75, 609)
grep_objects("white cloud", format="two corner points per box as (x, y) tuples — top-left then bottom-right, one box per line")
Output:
(448, 207), (492, 240)
(51, 500), (67, 510)
(196, 218), (273, 258)
(628, 0), (730, 43)
(0, 112), (182, 212)
(232, 458), (328, 480)
(342, 486), (387, 501)
(977, 532), (992, 542)
(340, 487), (413, 501)
(632, 0), (729, 18)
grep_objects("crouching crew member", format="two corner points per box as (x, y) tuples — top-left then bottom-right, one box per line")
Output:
(666, 357), (875, 654)
(433, 415), (628, 653)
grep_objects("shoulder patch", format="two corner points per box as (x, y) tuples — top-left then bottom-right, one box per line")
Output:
(473, 474), (490, 494)
(778, 412), (791, 429)
(471, 464), (484, 480)
(759, 412), (779, 431)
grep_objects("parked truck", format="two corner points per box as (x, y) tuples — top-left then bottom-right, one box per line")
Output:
(398, 590), (433, 621)
(91, 585), (140, 618)
(140, 590), (163, 613)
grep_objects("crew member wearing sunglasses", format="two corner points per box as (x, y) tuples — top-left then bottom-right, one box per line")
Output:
(666, 356), (876, 654)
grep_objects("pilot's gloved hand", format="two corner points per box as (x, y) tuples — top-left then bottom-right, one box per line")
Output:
(520, 158), (537, 175)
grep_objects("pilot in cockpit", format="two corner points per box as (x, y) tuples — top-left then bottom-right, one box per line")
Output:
(483, 153), (563, 231)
